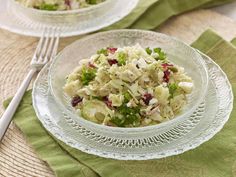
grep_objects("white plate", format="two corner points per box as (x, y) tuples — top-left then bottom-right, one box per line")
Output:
(0, 0), (138, 37)
(32, 51), (233, 160)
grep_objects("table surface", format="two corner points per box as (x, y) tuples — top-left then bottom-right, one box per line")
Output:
(211, 1), (236, 20)
(1, 9), (236, 177)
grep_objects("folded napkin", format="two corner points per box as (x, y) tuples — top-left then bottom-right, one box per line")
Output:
(107, 0), (235, 30)
(3, 29), (236, 177)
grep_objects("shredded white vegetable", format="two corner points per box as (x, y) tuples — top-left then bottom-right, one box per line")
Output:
(16, 0), (105, 10)
(64, 44), (194, 127)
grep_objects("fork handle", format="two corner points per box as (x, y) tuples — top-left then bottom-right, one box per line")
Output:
(0, 68), (37, 141)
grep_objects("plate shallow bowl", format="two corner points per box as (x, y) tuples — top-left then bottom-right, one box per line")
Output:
(33, 51), (233, 160)
(49, 29), (209, 134)
(9, 0), (115, 24)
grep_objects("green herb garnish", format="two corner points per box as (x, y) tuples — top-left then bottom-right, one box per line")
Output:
(39, 3), (58, 11)
(111, 104), (141, 127)
(123, 92), (132, 103)
(145, 47), (152, 55)
(92, 96), (103, 100)
(97, 48), (108, 56)
(168, 66), (178, 73)
(117, 52), (127, 66)
(168, 83), (178, 98)
(110, 116), (125, 127)
(81, 67), (97, 85)
(153, 47), (167, 60)
(86, 0), (97, 4)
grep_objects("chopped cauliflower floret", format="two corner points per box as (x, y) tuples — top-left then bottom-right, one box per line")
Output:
(154, 85), (170, 105)
(178, 82), (193, 94)
(119, 63), (142, 83)
(160, 105), (174, 119)
(149, 98), (158, 105)
(64, 80), (82, 97)
(108, 94), (124, 107)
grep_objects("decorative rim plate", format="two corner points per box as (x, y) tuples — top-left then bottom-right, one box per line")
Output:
(32, 51), (233, 160)
(48, 29), (209, 133)
(0, 0), (138, 37)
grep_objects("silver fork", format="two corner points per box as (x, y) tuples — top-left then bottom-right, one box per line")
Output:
(0, 28), (60, 141)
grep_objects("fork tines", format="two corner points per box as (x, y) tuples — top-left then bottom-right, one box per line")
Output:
(31, 27), (60, 66)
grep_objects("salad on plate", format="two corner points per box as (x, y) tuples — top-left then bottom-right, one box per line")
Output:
(64, 44), (194, 127)
(15, 0), (105, 11)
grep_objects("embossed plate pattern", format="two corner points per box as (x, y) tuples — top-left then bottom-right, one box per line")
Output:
(32, 51), (233, 160)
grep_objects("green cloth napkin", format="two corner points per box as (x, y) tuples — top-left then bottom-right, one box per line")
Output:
(107, 0), (235, 30)
(3, 30), (236, 177)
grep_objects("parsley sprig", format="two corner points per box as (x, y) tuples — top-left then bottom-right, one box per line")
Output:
(145, 47), (167, 60)
(81, 67), (97, 85)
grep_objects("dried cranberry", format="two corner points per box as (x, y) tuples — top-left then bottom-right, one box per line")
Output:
(108, 59), (118, 66)
(88, 62), (96, 68)
(103, 96), (112, 107)
(65, 0), (71, 8)
(71, 96), (83, 107)
(142, 93), (153, 105)
(161, 63), (173, 69)
(163, 70), (171, 83)
(102, 96), (108, 101)
(107, 47), (117, 54)
(105, 100), (112, 107)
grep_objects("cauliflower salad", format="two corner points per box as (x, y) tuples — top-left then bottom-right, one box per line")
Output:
(64, 44), (194, 127)
(16, 0), (105, 11)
